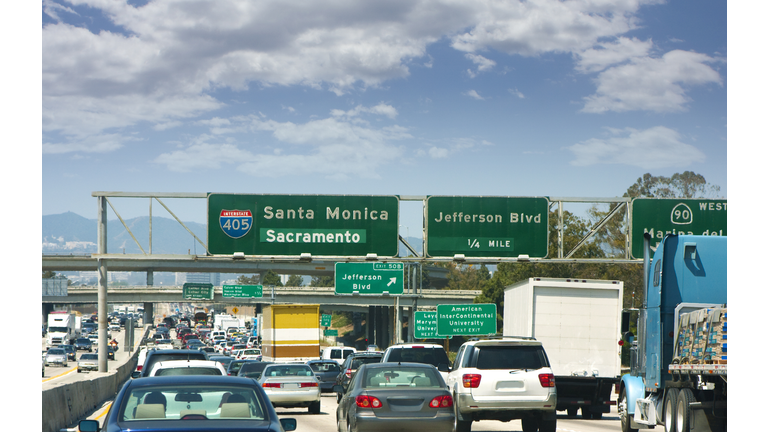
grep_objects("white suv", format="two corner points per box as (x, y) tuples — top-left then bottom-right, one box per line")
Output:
(446, 337), (557, 432)
(380, 343), (451, 380)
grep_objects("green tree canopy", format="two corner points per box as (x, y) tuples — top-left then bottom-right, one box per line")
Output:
(286, 274), (304, 287)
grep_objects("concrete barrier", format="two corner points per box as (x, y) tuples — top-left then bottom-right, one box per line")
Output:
(42, 327), (149, 432)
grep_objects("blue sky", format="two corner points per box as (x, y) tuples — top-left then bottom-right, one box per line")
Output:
(37, 0), (730, 235)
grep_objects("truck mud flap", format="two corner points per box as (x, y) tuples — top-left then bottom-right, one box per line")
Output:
(555, 376), (617, 412)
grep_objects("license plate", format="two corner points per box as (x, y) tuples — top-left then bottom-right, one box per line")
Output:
(284, 383), (299, 389)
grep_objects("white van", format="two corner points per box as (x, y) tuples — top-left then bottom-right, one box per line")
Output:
(322, 346), (356, 365)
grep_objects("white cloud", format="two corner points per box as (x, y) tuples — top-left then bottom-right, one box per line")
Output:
(581, 49), (722, 113)
(508, 88), (525, 99)
(575, 37), (653, 73)
(42, 0), (78, 22)
(465, 53), (496, 77)
(567, 126), (706, 169)
(153, 113), (411, 179)
(465, 90), (484, 100)
(331, 103), (398, 120)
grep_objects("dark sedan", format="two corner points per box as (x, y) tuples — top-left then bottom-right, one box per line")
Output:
(307, 360), (341, 393)
(335, 362), (454, 432)
(237, 362), (274, 380)
(78, 375), (296, 432)
(335, 351), (383, 402)
(74, 338), (93, 352)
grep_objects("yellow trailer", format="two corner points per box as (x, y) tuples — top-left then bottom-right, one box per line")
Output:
(261, 304), (321, 362)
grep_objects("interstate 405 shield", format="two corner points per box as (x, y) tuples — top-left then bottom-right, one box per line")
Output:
(207, 194), (399, 256)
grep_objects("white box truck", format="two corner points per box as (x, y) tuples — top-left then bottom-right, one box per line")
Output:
(503, 278), (623, 420)
(46, 311), (78, 347)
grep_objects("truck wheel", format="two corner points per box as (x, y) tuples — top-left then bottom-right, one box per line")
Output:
(581, 408), (592, 419)
(521, 417), (537, 432)
(567, 408), (578, 417)
(592, 412), (603, 420)
(664, 388), (679, 432)
(454, 399), (471, 432)
(539, 418), (556, 432)
(619, 388), (638, 432)
(676, 388), (694, 432)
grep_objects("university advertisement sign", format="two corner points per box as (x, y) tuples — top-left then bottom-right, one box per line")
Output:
(208, 194), (399, 256)
(436, 303), (497, 336)
(413, 311), (439, 339)
(425, 196), (549, 258)
(631, 198), (727, 259)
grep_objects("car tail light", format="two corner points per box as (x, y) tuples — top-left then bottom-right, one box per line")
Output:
(300, 382), (319, 388)
(538, 373), (555, 388)
(356, 395), (382, 408)
(462, 374), (481, 388)
(429, 395), (453, 408)
(345, 369), (352, 378)
(136, 365), (143, 371)
(262, 382), (281, 388)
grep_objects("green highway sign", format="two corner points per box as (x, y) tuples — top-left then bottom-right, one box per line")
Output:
(321, 314), (332, 327)
(183, 283), (214, 300)
(414, 311), (439, 339)
(335, 262), (404, 295)
(207, 194), (399, 257)
(425, 196), (549, 258)
(631, 198), (727, 259)
(222, 284), (263, 298)
(436, 304), (497, 336)
(324, 329), (339, 337)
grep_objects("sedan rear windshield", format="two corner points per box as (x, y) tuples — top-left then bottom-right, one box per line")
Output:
(310, 362), (340, 373)
(155, 367), (223, 376)
(385, 348), (449, 367)
(471, 345), (550, 370)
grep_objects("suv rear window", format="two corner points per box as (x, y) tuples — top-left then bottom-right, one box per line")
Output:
(471, 345), (550, 370)
(385, 347), (449, 367)
(351, 355), (382, 369)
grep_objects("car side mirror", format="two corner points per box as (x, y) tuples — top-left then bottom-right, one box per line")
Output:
(280, 418), (297, 431)
(79, 420), (100, 432)
(437, 363), (450, 372)
(131, 371), (141, 379)
(332, 384), (344, 394)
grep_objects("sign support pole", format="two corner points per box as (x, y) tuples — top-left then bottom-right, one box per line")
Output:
(97, 196), (109, 373)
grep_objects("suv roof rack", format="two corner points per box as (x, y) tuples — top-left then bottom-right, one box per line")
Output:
(469, 335), (537, 341)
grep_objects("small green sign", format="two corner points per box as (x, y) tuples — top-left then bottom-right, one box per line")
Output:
(426, 196), (549, 258)
(321, 314), (332, 327)
(222, 284), (263, 298)
(324, 329), (339, 337)
(413, 311), (439, 339)
(631, 198), (727, 259)
(183, 283), (214, 300)
(335, 262), (404, 295)
(436, 304), (497, 336)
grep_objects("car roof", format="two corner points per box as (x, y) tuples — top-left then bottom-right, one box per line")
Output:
(464, 337), (542, 346)
(387, 343), (444, 348)
(127, 375), (259, 388)
(153, 360), (221, 368)
(363, 362), (437, 370)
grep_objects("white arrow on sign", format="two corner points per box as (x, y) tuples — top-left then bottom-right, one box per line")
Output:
(387, 277), (397, 286)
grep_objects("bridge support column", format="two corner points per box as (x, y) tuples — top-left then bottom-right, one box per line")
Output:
(143, 302), (154, 328)
(147, 270), (154, 286)
(97, 196), (109, 373)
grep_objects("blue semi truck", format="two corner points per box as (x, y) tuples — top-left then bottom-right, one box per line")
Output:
(619, 234), (727, 432)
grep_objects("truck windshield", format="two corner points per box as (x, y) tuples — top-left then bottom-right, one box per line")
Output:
(49, 327), (69, 333)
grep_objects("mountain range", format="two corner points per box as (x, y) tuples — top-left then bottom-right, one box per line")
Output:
(42, 212), (424, 256)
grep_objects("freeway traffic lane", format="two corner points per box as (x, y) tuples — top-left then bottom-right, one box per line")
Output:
(42, 326), (146, 386)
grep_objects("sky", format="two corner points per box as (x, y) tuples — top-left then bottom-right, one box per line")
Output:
(35, 0), (732, 235)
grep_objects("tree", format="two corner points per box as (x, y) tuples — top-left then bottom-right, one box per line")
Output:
(42, 271), (57, 278)
(310, 275), (334, 287)
(237, 270), (283, 286)
(626, 171), (721, 199)
(286, 274), (304, 287)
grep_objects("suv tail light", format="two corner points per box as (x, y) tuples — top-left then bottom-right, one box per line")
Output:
(462, 374), (481, 388)
(345, 369), (352, 378)
(429, 395), (453, 408)
(136, 365), (143, 371)
(538, 373), (555, 388)
(356, 395), (382, 408)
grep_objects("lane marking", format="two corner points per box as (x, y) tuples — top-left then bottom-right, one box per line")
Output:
(42, 365), (77, 382)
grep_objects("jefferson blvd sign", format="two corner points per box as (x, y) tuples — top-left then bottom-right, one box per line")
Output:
(425, 196), (548, 258)
(335, 262), (404, 295)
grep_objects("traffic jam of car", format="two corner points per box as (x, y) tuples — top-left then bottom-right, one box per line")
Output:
(64, 309), (565, 432)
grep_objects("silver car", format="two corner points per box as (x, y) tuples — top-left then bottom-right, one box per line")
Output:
(77, 353), (99, 373)
(258, 364), (321, 413)
(45, 348), (68, 367)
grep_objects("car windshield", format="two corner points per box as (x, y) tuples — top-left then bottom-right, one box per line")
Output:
(119, 384), (267, 421)
(48, 349), (65, 355)
(76, 339), (90, 343)
(310, 362), (340, 373)
(155, 368), (222, 376)
(362, 366), (442, 388)
(80, 354), (98, 360)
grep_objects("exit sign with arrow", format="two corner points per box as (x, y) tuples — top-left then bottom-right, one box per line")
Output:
(334, 262), (404, 295)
